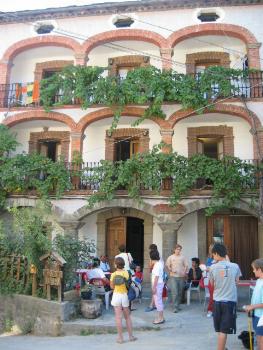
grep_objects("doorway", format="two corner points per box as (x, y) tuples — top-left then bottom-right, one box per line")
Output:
(106, 216), (144, 269)
(38, 140), (61, 161)
(207, 214), (258, 279)
(116, 139), (139, 161)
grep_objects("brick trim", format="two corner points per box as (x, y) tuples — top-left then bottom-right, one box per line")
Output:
(105, 128), (149, 161)
(76, 107), (169, 133)
(34, 60), (74, 81)
(108, 55), (150, 76)
(29, 131), (70, 161)
(3, 110), (77, 130)
(81, 29), (168, 56)
(168, 23), (260, 69)
(168, 104), (262, 129)
(169, 104), (263, 159)
(187, 125), (234, 157)
(185, 52), (230, 74)
(2, 35), (81, 62)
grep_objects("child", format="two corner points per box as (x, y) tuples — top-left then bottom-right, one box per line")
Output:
(244, 258), (263, 350)
(134, 265), (143, 283)
(110, 257), (137, 344)
(209, 243), (240, 350)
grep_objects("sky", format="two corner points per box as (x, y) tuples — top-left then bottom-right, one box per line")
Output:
(0, 0), (128, 12)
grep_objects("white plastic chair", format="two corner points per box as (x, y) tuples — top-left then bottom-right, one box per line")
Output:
(186, 280), (201, 305)
(90, 278), (112, 310)
(202, 276), (210, 312)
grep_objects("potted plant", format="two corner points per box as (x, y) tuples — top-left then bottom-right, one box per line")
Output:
(71, 150), (83, 190)
(80, 282), (93, 300)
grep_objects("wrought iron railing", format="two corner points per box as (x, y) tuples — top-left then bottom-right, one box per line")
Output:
(1, 71), (263, 108)
(64, 159), (261, 192)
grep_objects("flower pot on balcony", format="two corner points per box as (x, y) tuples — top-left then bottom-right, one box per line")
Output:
(81, 299), (102, 319)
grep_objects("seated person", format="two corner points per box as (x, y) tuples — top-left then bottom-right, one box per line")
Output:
(133, 265), (143, 284)
(88, 260), (110, 290)
(100, 255), (111, 274)
(186, 257), (202, 288)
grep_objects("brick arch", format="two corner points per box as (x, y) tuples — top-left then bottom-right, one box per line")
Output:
(168, 23), (261, 69)
(2, 35), (81, 62)
(76, 107), (170, 133)
(168, 104), (262, 129)
(82, 29), (168, 56)
(3, 110), (77, 131)
(177, 198), (258, 221)
(169, 103), (262, 159)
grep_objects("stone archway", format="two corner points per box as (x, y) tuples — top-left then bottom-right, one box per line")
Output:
(96, 207), (153, 281)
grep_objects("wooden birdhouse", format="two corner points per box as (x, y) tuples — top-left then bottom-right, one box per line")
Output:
(39, 251), (66, 302)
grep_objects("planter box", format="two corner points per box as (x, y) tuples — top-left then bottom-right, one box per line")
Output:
(81, 299), (102, 319)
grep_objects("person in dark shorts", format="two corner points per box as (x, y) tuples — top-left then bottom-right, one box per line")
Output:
(209, 243), (240, 350)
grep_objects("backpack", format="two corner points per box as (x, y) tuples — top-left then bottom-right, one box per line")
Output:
(113, 274), (127, 286)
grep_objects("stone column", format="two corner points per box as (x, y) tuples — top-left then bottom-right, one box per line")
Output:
(74, 53), (88, 66)
(160, 129), (174, 153)
(96, 218), (106, 257)
(59, 221), (84, 238)
(158, 222), (182, 262)
(160, 48), (174, 70)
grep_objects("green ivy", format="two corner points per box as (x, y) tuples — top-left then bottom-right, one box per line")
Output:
(85, 145), (259, 215)
(0, 126), (72, 207)
(40, 65), (250, 126)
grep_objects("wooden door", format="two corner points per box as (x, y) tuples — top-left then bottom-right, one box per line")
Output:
(207, 215), (231, 256)
(207, 215), (258, 279)
(106, 217), (126, 269)
(130, 140), (139, 156)
(230, 216), (258, 279)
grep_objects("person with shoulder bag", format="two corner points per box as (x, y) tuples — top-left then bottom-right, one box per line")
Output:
(115, 244), (135, 273)
(110, 257), (137, 344)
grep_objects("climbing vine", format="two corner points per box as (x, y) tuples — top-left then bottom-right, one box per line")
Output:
(84, 145), (259, 216)
(40, 65), (251, 128)
(0, 125), (72, 207)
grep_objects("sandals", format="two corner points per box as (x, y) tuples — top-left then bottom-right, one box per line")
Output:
(153, 319), (165, 325)
(129, 336), (137, 342)
(116, 339), (124, 344)
(117, 337), (137, 344)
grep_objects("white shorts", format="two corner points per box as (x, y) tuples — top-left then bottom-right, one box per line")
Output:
(111, 292), (129, 307)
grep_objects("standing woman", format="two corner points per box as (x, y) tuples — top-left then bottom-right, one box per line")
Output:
(145, 244), (159, 312)
(150, 250), (165, 324)
(110, 257), (137, 344)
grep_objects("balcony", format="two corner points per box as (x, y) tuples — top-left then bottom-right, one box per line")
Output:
(66, 159), (261, 194)
(0, 71), (263, 108)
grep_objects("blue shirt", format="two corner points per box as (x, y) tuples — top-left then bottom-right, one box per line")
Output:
(251, 279), (263, 317)
(100, 261), (110, 272)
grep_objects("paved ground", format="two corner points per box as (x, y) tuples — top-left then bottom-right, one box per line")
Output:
(0, 292), (251, 350)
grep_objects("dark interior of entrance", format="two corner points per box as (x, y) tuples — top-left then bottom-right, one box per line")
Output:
(126, 217), (144, 268)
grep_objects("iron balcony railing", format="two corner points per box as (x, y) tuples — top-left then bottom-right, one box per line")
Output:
(12, 159), (261, 194)
(0, 71), (263, 108)
(65, 159), (261, 192)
